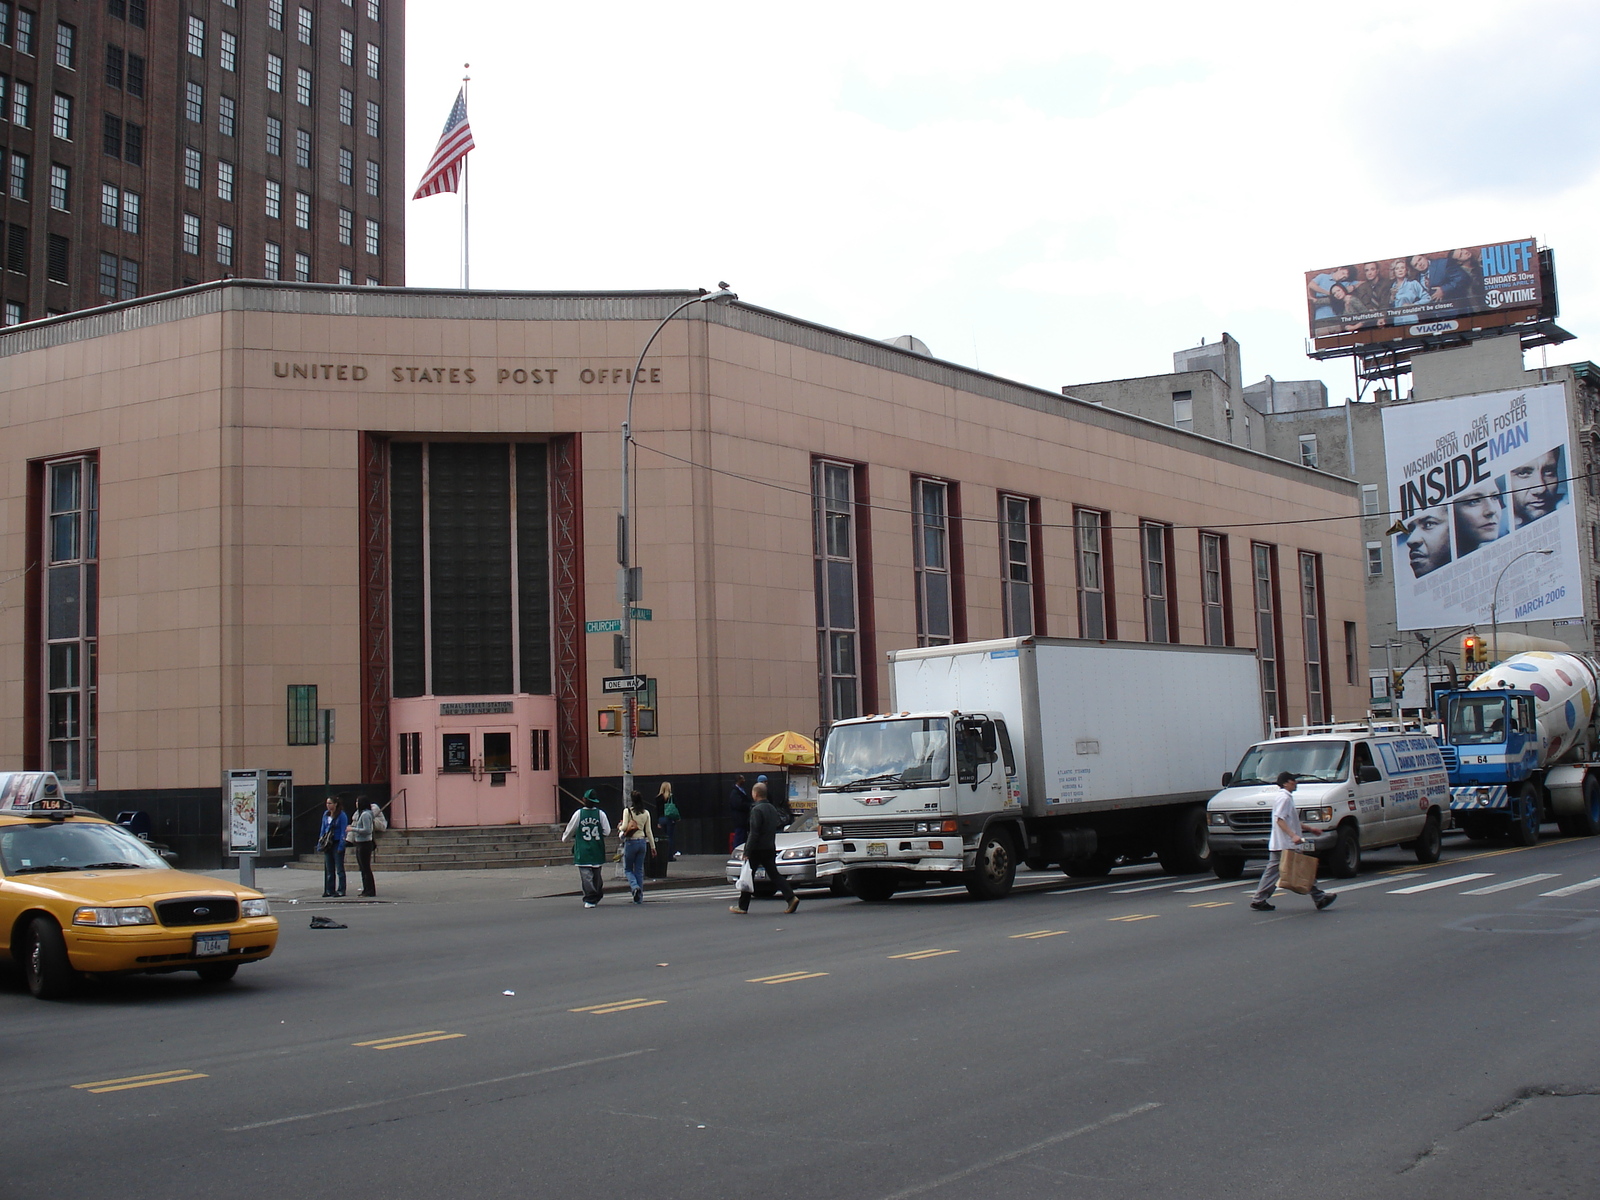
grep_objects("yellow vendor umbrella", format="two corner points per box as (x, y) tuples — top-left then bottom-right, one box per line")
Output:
(743, 731), (818, 766)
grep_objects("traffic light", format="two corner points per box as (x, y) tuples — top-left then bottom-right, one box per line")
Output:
(1391, 671), (1405, 699)
(1463, 635), (1487, 664)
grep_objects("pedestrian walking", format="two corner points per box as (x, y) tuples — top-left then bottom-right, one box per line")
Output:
(561, 789), (612, 908)
(731, 781), (799, 915)
(317, 795), (348, 898)
(727, 774), (752, 853)
(619, 790), (656, 904)
(346, 795), (378, 897)
(1251, 771), (1337, 912)
(658, 782), (682, 861)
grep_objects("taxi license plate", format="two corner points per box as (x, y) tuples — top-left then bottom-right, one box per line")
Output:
(867, 842), (889, 857)
(194, 933), (230, 957)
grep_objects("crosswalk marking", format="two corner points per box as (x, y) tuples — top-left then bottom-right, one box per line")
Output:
(72, 1069), (208, 1094)
(1540, 877), (1600, 898)
(1389, 873), (1493, 895)
(1461, 874), (1561, 895)
(569, 998), (669, 1015)
(1107, 914), (1159, 922)
(888, 949), (959, 960)
(1322, 873), (1423, 893)
(1111, 880), (1191, 894)
(1009, 929), (1067, 939)
(1176, 880), (1257, 893)
(747, 970), (828, 984)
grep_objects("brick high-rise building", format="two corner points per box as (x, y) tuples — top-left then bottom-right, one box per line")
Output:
(0, 0), (404, 323)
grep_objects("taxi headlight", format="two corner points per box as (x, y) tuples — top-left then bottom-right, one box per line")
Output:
(241, 898), (271, 918)
(73, 905), (156, 927)
(778, 846), (816, 861)
(1207, 812), (1230, 827)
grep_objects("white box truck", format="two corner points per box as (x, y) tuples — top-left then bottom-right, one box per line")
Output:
(814, 637), (1264, 900)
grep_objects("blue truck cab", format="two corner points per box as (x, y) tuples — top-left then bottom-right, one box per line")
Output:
(1437, 689), (1544, 842)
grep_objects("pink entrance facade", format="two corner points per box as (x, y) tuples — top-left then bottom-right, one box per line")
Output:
(389, 695), (559, 828)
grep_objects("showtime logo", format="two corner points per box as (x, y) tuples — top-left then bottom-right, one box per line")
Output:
(1487, 288), (1538, 309)
(1409, 320), (1460, 336)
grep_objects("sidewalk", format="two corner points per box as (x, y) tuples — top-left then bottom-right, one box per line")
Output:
(196, 855), (732, 904)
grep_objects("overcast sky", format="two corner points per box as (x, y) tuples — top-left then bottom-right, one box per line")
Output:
(403, 0), (1599, 405)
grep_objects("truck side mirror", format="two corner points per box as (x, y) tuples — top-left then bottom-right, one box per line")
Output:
(1221, 772), (1232, 787)
(979, 722), (998, 756)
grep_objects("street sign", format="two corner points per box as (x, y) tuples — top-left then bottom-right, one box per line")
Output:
(630, 608), (652, 621)
(602, 675), (647, 693)
(585, 619), (623, 633)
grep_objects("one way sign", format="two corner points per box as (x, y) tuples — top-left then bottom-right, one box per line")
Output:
(602, 675), (646, 693)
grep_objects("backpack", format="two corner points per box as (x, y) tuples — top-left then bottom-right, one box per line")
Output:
(372, 806), (388, 834)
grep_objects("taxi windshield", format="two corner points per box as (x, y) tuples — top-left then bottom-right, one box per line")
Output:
(1228, 741), (1351, 786)
(0, 821), (170, 875)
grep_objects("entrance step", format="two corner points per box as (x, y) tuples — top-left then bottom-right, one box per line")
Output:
(292, 823), (578, 871)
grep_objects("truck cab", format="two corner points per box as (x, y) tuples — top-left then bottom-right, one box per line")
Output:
(1436, 690), (1540, 787)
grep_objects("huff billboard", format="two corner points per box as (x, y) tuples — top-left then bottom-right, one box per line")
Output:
(1384, 383), (1581, 633)
(1306, 238), (1543, 350)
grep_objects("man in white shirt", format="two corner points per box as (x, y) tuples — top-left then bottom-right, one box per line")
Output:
(1251, 771), (1337, 912)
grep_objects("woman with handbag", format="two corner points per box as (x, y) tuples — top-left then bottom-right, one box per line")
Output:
(317, 795), (349, 898)
(657, 782), (681, 861)
(618, 791), (656, 904)
(346, 796), (377, 897)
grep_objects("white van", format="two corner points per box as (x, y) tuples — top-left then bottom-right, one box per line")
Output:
(1204, 722), (1451, 880)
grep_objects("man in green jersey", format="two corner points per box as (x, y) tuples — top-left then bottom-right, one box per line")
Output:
(561, 789), (612, 908)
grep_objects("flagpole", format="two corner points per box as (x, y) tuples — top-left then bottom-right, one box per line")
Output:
(461, 65), (470, 289)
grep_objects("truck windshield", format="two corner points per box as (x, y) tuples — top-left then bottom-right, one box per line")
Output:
(1448, 696), (1508, 745)
(821, 718), (950, 790)
(1228, 741), (1350, 786)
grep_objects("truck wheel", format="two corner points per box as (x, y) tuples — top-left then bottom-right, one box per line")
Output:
(1024, 856), (1051, 872)
(847, 873), (897, 903)
(20, 916), (77, 1000)
(1064, 853), (1116, 878)
(196, 962), (239, 983)
(1211, 855), (1246, 880)
(1509, 788), (1541, 847)
(1328, 825), (1361, 878)
(1414, 813), (1442, 864)
(964, 829), (1017, 900)
(1156, 806), (1211, 875)
(1569, 775), (1600, 838)
(1460, 815), (1493, 842)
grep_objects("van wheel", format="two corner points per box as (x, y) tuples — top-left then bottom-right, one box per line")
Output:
(21, 917), (77, 1000)
(1064, 854), (1115, 878)
(1509, 788), (1541, 847)
(1211, 855), (1246, 880)
(1157, 806), (1212, 875)
(196, 962), (239, 983)
(848, 873), (897, 903)
(1328, 825), (1361, 878)
(964, 829), (1017, 900)
(1413, 813), (1442, 863)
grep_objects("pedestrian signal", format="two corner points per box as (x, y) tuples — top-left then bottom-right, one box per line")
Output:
(597, 706), (625, 735)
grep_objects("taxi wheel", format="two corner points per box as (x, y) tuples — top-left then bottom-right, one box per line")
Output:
(21, 917), (77, 1000)
(196, 962), (239, 983)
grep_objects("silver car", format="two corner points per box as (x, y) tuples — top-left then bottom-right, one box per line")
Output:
(724, 813), (847, 896)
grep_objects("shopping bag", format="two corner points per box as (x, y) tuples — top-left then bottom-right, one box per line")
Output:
(1279, 848), (1318, 895)
(737, 862), (755, 894)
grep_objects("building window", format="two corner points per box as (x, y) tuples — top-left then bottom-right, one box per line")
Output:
(338, 147), (353, 185)
(1200, 531), (1229, 646)
(265, 178), (281, 219)
(7, 150), (27, 198)
(4, 300), (22, 325)
(47, 162), (68, 210)
(104, 114), (125, 158)
(365, 275), (379, 286)
(216, 223), (233, 266)
(126, 52), (144, 96)
(338, 86), (352, 125)
(183, 146), (201, 189)
(123, 121), (141, 164)
(297, 5), (313, 43)
(11, 79), (31, 127)
(216, 159), (234, 202)
(814, 460), (864, 723)
(219, 94), (235, 137)
(1252, 542), (1283, 727)
(45, 232), (68, 281)
(1361, 483), (1379, 517)
(263, 240), (281, 279)
(267, 53), (283, 93)
(118, 256), (137, 297)
(365, 41), (379, 78)
(364, 217), (378, 256)
(294, 190), (310, 229)
(181, 212), (200, 255)
(117, 189), (137, 233)
(295, 128), (312, 168)
(1141, 520), (1175, 643)
(367, 0), (379, 20)
(365, 99), (379, 138)
(41, 455), (100, 786)
(1300, 552), (1327, 724)
(97, 250), (117, 296)
(286, 684), (318, 745)
(104, 43), (124, 87)
(338, 266), (352, 285)
(1074, 507), (1111, 640)
(1000, 494), (1039, 637)
(337, 207), (352, 245)
(128, 0), (145, 28)
(5, 222), (27, 270)
(186, 14), (204, 57)
(266, 116), (282, 157)
(365, 158), (379, 197)
(294, 251), (310, 281)
(1172, 390), (1193, 431)
(913, 478), (954, 647)
(268, 0), (283, 30)
(339, 28), (353, 65)
(295, 67), (312, 107)
(184, 80), (202, 124)
(10, 3), (31, 52)
(1344, 621), (1358, 687)
(219, 29), (236, 72)
(398, 731), (420, 775)
(51, 92), (71, 140)
(1365, 541), (1383, 577)
(53, 20), (73, 68)
(1298, 433), (1318, 469)
(100, 182), (118, 226)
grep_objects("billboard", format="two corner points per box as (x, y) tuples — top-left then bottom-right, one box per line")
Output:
(1384, 384), (1581, 632)
(1307, 237), (1543, 350)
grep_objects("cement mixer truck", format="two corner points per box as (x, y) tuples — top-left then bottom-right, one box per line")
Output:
(1435, 651), (1600, 844)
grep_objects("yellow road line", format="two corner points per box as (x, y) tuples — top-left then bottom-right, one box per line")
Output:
(1190, 901), (1232, 909)
(888, 949), (959, 960)
(369, 1034), (466, 1050)
(747, 971), (829, 984)
(569, 998), (668, 1015)
(1108, 914), (1159, 922)
(73, 1069), (207, 1093)
(1009, 930), (1068, 939)
(353, 1030), (448, 1047)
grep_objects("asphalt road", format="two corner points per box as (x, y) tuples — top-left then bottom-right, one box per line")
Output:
(5, 831), (1600, 1200)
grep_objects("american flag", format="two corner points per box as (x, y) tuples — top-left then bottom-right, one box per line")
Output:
(413, 88), (475, 198)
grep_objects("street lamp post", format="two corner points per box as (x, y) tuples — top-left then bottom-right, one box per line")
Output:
(617, 285), (736, 820)
(1490, 548), (1555, 664)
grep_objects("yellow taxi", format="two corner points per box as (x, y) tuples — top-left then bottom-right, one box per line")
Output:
(0, 772), (279, 999)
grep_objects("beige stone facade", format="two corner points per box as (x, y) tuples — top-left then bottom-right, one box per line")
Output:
(0, 284), (1367, 861)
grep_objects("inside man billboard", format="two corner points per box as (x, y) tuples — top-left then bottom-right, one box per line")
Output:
(1306, 237), (1542, 348)
(1384, 383), (1581, 633)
